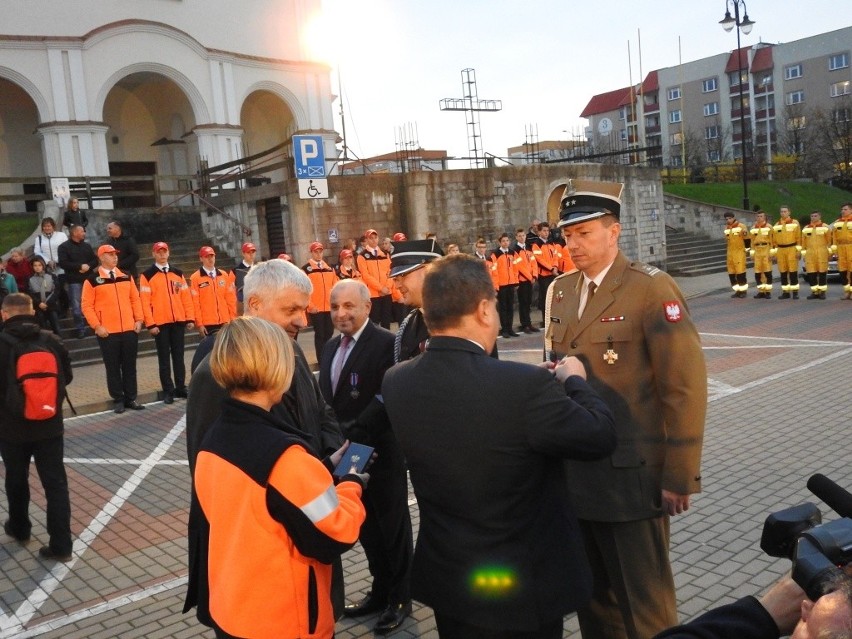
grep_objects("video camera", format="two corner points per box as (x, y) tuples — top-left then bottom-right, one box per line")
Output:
(760, 474), (852, 600)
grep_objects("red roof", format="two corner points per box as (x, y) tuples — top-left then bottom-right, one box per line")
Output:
(580, 86), (634, 118)
(641, 70), (659, 93)
(725, 46), (751, 73)
(750, 45), (774, 73)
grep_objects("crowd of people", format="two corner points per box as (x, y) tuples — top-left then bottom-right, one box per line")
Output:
(723, 202), (852, 300)
(2, 187), (851, 639)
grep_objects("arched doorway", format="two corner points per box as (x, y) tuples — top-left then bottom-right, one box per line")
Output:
(240, 90), (296, 184)
(0, 78), (44, 213)
(102, 72), (197, 207)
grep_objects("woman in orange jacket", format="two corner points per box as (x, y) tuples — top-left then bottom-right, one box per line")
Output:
(185, 316), (368, 639)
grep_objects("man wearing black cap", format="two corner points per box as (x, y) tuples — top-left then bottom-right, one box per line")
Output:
(545, 179), (707, 639)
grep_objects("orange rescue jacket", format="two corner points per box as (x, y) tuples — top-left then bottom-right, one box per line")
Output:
(302, 260), (338, 313)
(139, 265), (195, 327)
(81, 267), (143, 333)
(489, 248), (519, 289)
(190, 268), (237, 327)
(356, 249), (391, 297)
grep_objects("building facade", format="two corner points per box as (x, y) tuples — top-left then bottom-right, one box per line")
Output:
(0, 0), (337, 213)
(581, 26), (851, 177)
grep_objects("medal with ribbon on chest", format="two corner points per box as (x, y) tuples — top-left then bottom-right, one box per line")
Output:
(349, 372), (360, 399)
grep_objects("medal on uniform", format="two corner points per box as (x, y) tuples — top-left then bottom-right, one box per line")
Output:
(556, 291), (564, 302)
(349, 372), (360, 399)
(603, 338), (618, 365)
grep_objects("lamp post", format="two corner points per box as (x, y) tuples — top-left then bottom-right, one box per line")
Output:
(720, 1), (755, 211)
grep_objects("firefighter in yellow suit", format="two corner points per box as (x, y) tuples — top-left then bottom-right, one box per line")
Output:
(723, 211), (749, 298)
(801, 210), (832, 300)
(771, 206), (802, 299)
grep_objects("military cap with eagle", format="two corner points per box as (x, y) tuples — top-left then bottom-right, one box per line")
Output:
(557, 178), (625, 228)
(389, 239), (442, 278)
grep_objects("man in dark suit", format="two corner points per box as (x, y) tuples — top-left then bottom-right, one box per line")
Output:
(382, 255), (617, 639)
(319, 279), (413, 634)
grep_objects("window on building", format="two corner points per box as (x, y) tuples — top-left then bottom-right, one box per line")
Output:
(667, 87), (681, 101)
(620, 129), (628, 141)
(669, 132), (683, 145)
(703, 102), (720, 116)
(731, 96), (750, 112)
(669, 110), (682, 123)
(707, 150), (721, 162)
(833, 108), (851, 123)
(784, 64), (803, 80)
(787, 116), (806, 130)
(788, 140), (805, 155)
(829, 52), (849, 71)
(670, 155), (683, 167)
(728, 70), (747, 87)
(785, 90), (804, 105)
(702, 77), (718, 93)
(705, 125), (720, 139)
(830, 81), (851, 97)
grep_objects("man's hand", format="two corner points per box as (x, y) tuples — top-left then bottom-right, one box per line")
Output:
(95, 325), (109, 338)
(661, 490), (690, 516)
(554, 356), (587, 382)
(134, 321), (143, 333)
(149, 326), (160, 336)
(758, 575), (807, 636)
(80, 264), (90, 273)
(198, 325), (208, 337)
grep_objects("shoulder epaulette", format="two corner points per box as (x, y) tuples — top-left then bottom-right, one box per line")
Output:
(629, 261), (662, 277)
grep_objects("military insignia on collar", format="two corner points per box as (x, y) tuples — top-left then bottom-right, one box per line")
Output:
(663, 301), (682, 322)
(95, 277), (104, 284)
(306, 265), (313, 272)
(556, 291), (564, 302)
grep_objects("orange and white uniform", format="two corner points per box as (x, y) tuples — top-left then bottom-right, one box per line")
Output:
(190, 268), (236, 328)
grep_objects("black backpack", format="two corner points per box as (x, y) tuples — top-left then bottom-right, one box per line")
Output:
(0, 332), (62, 421)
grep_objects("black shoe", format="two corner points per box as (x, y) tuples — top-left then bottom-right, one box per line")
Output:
(807, 293), (819, 299)
(113, 401), (126, 414)
(753, 292), (763, 299)
(818, 293), (826, 300)
(163, 392), (174, 405)
(125, 401), (146, 410)
(779, 292), (791, 299)
(38, 545), (72, 562)
(4, 520), (30, 542)
(374, 601), (413, 634)
(792, 292), (799, 299)
(730, 292), (739, 298)
(343, 592), (385, 617)
(764, 293), (772, 299)
(508, 331), (521, 337)
(524, 325), (540, 333)
(500, 331), (512, 339)
(174, 387), (189, 399)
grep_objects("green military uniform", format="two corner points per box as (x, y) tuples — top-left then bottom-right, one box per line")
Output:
(546, 252), (706, 639)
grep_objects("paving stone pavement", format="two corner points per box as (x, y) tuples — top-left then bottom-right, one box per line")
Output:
(1, 273), (850, 638)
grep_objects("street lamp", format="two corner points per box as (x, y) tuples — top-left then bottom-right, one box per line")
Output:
(720, 0), (755, 211)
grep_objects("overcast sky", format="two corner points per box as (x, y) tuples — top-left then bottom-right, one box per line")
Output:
(313, 0), (848, 163)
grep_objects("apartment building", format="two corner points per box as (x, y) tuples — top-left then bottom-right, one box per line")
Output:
(581, 26), (851, 172)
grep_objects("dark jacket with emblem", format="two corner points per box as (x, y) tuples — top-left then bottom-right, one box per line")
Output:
(546, 250), (706, 522)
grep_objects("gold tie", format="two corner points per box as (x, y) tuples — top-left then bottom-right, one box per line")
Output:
(580, 281), (596, 318)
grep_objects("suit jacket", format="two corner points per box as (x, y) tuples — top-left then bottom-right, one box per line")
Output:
(382, 336), (616, 631)
(546, 251), (707, 522)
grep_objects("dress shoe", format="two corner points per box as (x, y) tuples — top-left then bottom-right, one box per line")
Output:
(792, 292), (799, 299)
(38, 545), (72, 562)
(779, 292), (791, 299)
(163, 392), (174, 405)
(508, 331), (521, 337)
(4, 520), (30, 542)
(343, 591), (385, 617)
(524, 325), (540, 333)
(374, 601), (412, 634)
(807, 293), (819, 299)
(174, 387), (189, 399)
(818, 292), (826, 300)
(113, 401), (126, 414)
(124, 401), (146, 410)
(500, 331), (512, 339)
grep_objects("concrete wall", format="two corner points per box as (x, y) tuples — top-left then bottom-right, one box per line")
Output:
(664, 193), (757, 238)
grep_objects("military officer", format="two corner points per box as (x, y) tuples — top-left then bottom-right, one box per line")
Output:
(545, 179), (707, 639)
(801, 210), (832, 300)
(723, 211), (749, 298)
(832, 202), (852, 299)
(771, 206), (802, 299)
(749, 210), (774, 298)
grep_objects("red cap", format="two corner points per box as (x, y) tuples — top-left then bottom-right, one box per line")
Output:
(339, 249), (354, 260)
(97, 244), (119, 257)
(364, 228), (378, 237)
(198, 246), (215, 258)
(152, 242), (169, 252)
(241, 242), (257, 253)
(309, 241), (324, 252)
(277, 253), (292, 262)
(392, 232), (407, 241)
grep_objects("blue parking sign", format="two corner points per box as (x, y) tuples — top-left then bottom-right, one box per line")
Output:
(293, 135), (326, 179)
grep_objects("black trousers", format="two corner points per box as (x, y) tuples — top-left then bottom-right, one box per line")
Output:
(0, 435), (72, 554)
(434, 612), (562, 639)
(358, 435), (413, 605)
(154, 323), (187, 393)
(369, 294), (393, 329)
(309, 311), (334, 362)
(517, 280), (533, 328)
(98, 330), (139, 402)
(497, 285), (517, 333)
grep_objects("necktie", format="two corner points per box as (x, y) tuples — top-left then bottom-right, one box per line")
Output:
(163, 266), (168, 274)
(331, 335), (353, 392)
(579, 281), (596, 319)
(109, 270), (115, 281)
